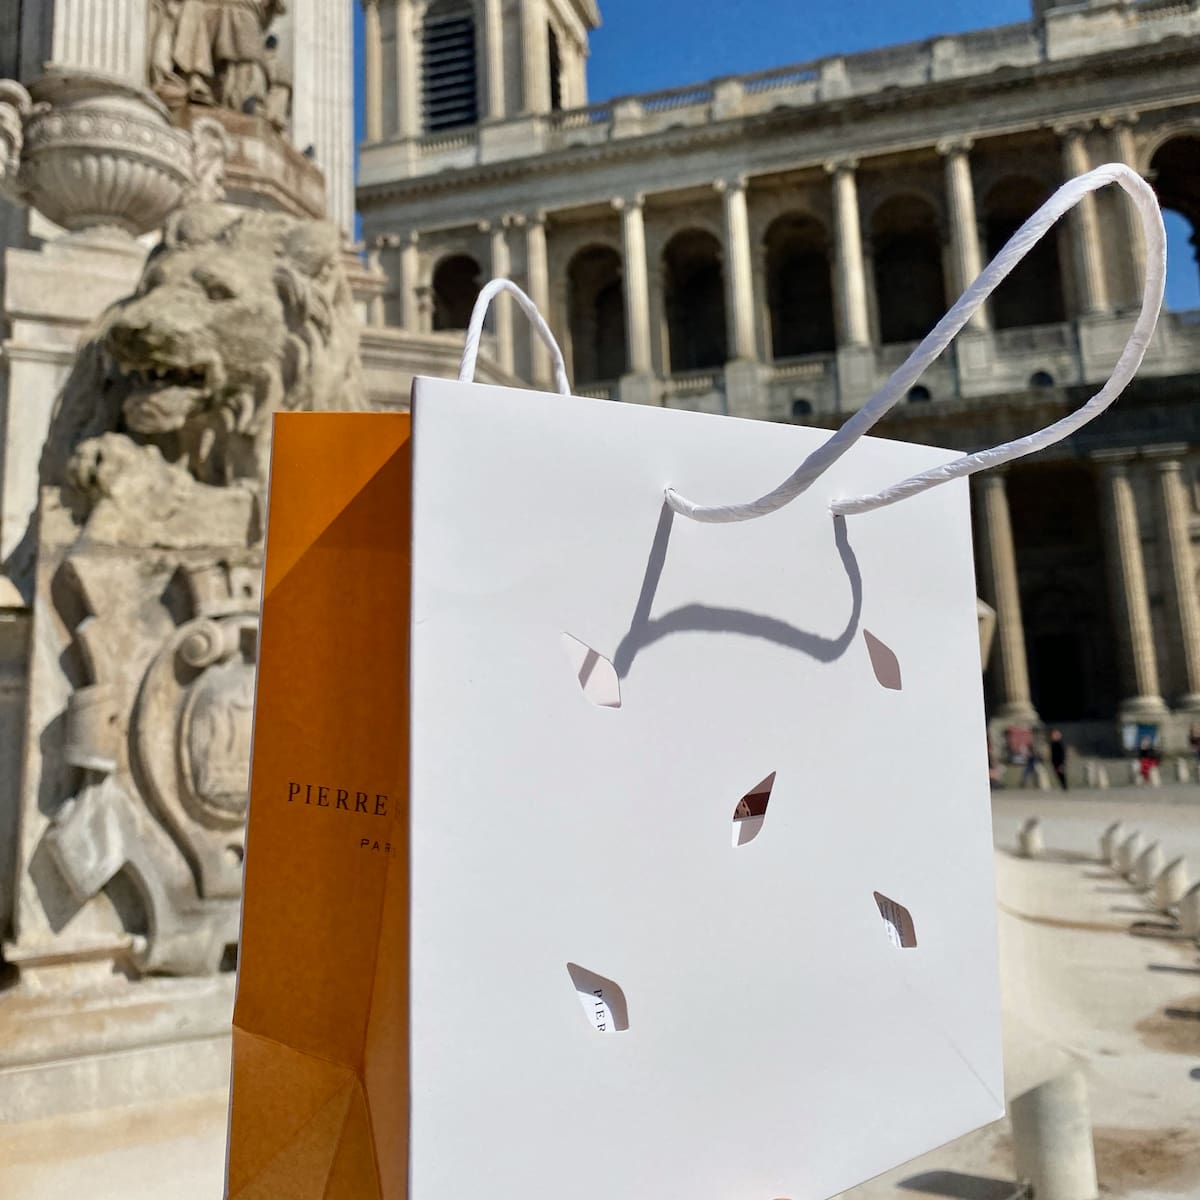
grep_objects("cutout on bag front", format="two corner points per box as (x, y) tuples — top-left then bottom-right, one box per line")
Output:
(566, 963), (629, 1033)
(561, 634), (621, 708)
(864, 630), (902, 691)
(874, 892), (917, 948)
(732, 772), (776, 847)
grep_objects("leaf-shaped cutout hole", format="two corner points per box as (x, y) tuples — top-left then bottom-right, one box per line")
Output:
(732, 772), (776, 847)
(864, 630), (902, 690)
(566, 963), (629, 1032)
(874, 891), (917, 948)
(561, 634), (621, 708)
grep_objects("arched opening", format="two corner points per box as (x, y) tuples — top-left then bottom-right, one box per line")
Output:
(871, 195), (944, 344)
(764, 213), (835, 358)
(1149, 136), (1200, 312)
(422, 0), (479, 132)
(568, 246), (626, 384)
(984, 177), (1066, 329)
(663, 230), (727, 371)
(431, 254), (480, 330)
(1030, 369), (1055, 389)
(907, 385), (931, 403)
(791, 397), (813, 421)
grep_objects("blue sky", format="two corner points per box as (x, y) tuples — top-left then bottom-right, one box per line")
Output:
(352, 0), (1200, 310)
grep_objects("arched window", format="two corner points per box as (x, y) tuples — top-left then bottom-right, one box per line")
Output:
(1030, 370), (1055, 389)
(568, 246), (626, 384)
(790, 398), (813, 421)
(422, 0), (479, 132)
(907, 385), (931, 403)
(984, 177), (1066, 329)
(764, 213), (835, 358)
(1149, 136), (1200, 312)
(663, 230), (727, 372)
(871, 195), (944, 345)
(431, 254), (480, 330)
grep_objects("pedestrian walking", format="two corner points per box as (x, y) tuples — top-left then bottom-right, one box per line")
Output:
(1020, 739), (1042, 789)
(1049, 728), (1067, 791)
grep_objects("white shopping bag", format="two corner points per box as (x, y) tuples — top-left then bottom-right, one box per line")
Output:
(227, 162), (1164, 1200)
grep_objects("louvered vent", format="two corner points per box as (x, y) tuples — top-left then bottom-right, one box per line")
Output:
(422, 7), (479, 132)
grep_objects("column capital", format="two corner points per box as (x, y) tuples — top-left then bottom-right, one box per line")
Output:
(1142, 442), (1190, 469)
(823, 157), (859, 176)
(526, 209), (548, 228)
(1052, 119), (1094, 141)
(476, 218), (492, 234)
(713, 174), (749, 195)
(360, 0), (380, 9)
(610, 193), (645, 213)
(1090, 449), (1133, 472)
(936, 136), (974, 157)
(505, 212), (527, 229)
(1098, 110), (1140, 131)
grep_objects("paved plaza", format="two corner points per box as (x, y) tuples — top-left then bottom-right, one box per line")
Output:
(2, 786), (1198, 1199)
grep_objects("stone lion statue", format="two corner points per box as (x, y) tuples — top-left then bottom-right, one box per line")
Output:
(39, 203), (366, 545)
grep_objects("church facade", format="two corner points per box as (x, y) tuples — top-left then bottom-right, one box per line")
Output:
(357, 0), (1200, 750)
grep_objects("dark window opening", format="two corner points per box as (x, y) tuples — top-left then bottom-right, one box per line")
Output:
(568, 245), (627, 383)
(548, 24), (563, 112)
(985, 178), (1066, 329)
(432, 254), (481, 330)
(765, 213), (835, 358)
(871, 195), (945, 345)
(663, 230), (727, 371)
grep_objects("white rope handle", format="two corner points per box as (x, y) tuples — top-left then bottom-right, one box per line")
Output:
(459, 278), (571, 396)
(665, 163), (1166, 522)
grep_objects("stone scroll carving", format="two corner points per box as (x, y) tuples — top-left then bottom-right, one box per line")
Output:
(22, 204), (366, 976)
(149, 0), (291, 127)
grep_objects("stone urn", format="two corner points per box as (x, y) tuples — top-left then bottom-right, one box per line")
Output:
(18, 72), (195, 237)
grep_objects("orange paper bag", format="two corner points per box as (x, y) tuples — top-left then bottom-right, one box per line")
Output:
(226, 411), (411, 1199)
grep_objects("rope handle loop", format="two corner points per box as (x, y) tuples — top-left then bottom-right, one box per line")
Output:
(459, 278), (571, 396)
(665, 162), (1167, 522)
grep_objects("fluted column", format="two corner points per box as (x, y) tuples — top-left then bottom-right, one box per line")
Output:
(613, 195), (652, 375)
(521, 0), (551, 113)
(939, 138), (988, 332)
(398, 231), (421, 333)
(396, 0), (421, 138)
(363, 0), (384, 143)
(489, 219), (515, 375)
(826, 160), (871, 348)
(1152, 453), (1200, 710)
(484, 0), (506, 119)
(525, 211), (551, 386)
(1097, 454), (1167, 717)
(50, 0), (147, 82)
(975, 474), (1038, 723)
(715, 175), (757, 361)
(1059, 125), (1110, 316)
(1105, 113), (1147, 299)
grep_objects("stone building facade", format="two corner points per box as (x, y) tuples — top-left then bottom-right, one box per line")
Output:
(357, 0), (1200, 749)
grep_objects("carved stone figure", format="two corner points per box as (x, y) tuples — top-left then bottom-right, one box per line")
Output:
(0, 79), (31, 204)
(149, 0), (287, 115)
(262, 34), (293, 131)
(15, 205), (365, 976)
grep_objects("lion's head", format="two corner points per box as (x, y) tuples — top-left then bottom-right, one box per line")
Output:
(42, 203), (366, 490)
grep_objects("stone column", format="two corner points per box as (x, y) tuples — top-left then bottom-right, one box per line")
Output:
(489, 219), (515, 375)
(1059, 125), (1110, 317)
(716, 175), (758, 361)
(613, 195), (652, 375)
(398, 231), (421, 333)
(396, 0), (421, 138)
(367, 239), (386, 326)
(975, 474), (1038, 723)
(826, 159), (871, 348)
(363, 0), (384, 143)
(1105, 113), (1147, 299)
(484, 0), (506, 119)
(49, 0), (148, 83)
(939, 138), (989, 332)
(1097, 454), (1167, 718)
(521, 0), (551, 114)
(526, 211), (551, 386)
(1152, 452), (1200, 710)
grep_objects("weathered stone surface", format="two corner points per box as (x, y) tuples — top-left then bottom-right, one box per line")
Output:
(7, 202), (365, 979)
